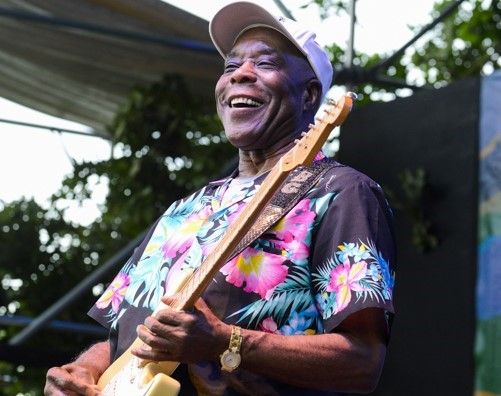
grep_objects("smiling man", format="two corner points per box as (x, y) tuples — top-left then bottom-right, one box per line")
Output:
(45, 2), (396, 395)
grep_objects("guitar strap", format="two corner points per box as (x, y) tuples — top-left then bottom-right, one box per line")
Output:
(228, 158), (336, 259)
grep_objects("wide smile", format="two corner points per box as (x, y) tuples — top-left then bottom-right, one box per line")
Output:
(228, 96), (264, 109)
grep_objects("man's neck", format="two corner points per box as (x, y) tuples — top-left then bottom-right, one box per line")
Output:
(236, 141), (295, 178)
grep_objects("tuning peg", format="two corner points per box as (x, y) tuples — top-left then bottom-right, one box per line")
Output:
(301, 131), (307, 137)
(347, 92), (358, 100)
(308, 123), (315, 129)
(294, 138), (301, 144)
(326, 98), (337, 106)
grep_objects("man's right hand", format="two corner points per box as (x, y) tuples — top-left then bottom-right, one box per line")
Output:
(44, 340), (110, 395)
(44, 363), (101, 396)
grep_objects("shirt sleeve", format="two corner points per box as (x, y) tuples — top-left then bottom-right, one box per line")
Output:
(87, 218), (160, 330)
(310, 172), (396, 333)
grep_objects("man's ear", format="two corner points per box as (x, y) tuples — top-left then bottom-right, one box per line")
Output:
(302, 78), (322, 112)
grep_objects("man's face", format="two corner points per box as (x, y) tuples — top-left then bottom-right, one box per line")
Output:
(215, 28), (316, 151)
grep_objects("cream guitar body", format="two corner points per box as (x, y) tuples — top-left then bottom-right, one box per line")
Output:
(98, 268), (194, 396)
(96, 94), (355, 396)
(99, 352), (180, 396)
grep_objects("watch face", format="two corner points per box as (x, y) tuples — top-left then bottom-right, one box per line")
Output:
(221, 350), (241, 371)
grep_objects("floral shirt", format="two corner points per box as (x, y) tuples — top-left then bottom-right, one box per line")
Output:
(89, 159), (396, 396)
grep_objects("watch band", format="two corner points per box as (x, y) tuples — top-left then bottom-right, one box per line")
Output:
(220, 325), (243, 372)
(229, 325), (242, 352)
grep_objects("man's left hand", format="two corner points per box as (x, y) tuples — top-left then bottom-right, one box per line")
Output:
(132, 298), (230, 364)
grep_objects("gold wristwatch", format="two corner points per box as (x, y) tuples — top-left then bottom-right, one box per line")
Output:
(220, 325), (242, 372)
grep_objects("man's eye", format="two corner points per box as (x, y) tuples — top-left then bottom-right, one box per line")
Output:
(258, 61), (278, 69)
(224, 63), (239, 72)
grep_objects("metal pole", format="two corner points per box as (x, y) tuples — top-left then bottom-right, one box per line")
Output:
(0, 6), (217, 54)
(0, 315), (107, 337)
(344, 0), (357, 91)
(8, 230), (147, 346)
(272, 0), (295, 20)
(345, 0), (356, 69)
(0, 118), (110, 140)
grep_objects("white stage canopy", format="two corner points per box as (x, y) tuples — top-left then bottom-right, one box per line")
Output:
(0, 0), (223, 135)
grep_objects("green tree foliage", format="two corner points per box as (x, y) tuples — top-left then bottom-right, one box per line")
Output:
(411, 0), (500, 87)
(0, 199), (103, 394)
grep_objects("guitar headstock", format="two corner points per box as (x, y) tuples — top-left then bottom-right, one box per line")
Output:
(279, 92), (356, 172)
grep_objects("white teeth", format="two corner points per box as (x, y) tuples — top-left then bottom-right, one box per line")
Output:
(230, 97), (262, 107)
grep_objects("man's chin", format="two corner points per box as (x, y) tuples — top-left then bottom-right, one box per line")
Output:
(225, 126), (263, 148)
(228, 138), (261, 151)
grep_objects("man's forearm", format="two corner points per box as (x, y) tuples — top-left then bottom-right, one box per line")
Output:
(71, 340), (111, 381)
(45, 340), (112, 395)
(239, 330), (385, 393)
(234, 308), (388, 394)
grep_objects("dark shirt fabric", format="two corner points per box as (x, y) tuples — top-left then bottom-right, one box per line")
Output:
(89, 159), (396, 395)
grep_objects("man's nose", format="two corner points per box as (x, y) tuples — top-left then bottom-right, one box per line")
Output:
(230, 61), (257, 84)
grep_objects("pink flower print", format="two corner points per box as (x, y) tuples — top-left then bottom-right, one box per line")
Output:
(96, 272), (130, 313)
(274, 238), (309, 261)
(226, 202), (246, 224)
(161, 238), (191, 259)
(314, 151), (326, 161)
(260, 317), (280, 334)
(161, 207), (212, 259)
(220, 247), (288, 299)
(273, 199), (315, 245)
(327, 260), (367, 313)
(164, 249), (191, 295)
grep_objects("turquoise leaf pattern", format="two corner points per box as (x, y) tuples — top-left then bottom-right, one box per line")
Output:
(228, 264), (314, 328)
(312, 240), (394, 319)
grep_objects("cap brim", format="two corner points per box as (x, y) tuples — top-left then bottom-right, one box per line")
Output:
(209, 1), (295, 58)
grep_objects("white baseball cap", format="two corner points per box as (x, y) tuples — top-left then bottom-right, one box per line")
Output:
(209, 1), (333, 99)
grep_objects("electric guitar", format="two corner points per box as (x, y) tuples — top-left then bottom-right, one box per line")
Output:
(97, 93), (355, 395)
